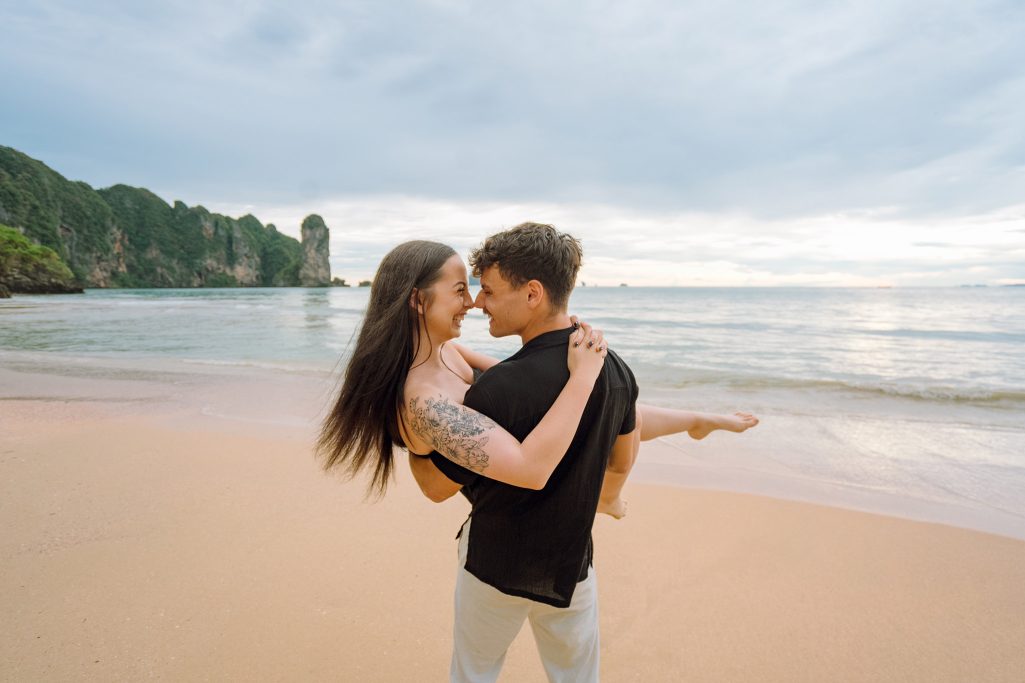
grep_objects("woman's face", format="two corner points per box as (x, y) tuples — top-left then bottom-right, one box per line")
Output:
(421, 254), (474, 342)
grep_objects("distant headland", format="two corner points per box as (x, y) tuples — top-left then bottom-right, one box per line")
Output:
(0, 146), (332, 295)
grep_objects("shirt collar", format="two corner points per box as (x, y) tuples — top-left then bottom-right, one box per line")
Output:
(510, 326), (575, 360)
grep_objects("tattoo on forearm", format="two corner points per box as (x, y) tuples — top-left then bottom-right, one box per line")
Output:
(409, 395), (494, 472)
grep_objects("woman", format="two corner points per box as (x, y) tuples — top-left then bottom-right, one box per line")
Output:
(318, 240), (607, 500)
(318, 240), (757, 513)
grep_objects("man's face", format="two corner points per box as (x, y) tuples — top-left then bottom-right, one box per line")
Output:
(474, 265), (530, 338)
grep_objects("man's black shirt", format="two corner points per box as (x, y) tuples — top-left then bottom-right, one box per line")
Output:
(431, 326), (638, 607)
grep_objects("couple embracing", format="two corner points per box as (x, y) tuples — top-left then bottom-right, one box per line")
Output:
(319, 222), (757, 682)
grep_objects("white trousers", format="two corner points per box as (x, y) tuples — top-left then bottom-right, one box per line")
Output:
(450, 521), (600, 683)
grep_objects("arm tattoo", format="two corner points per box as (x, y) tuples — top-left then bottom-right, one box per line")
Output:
(409, 394), (496, 473)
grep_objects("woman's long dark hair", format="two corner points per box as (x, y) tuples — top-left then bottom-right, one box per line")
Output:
(317, 240), (457, 495)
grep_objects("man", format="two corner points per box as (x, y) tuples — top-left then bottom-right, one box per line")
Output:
(409, 222), (639, 683)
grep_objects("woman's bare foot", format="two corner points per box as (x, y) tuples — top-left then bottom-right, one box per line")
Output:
(687, 412), (759, 440)
(598, 497), (627, 519)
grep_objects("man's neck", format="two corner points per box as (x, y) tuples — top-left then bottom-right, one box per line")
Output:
(519, 312), (572, 345)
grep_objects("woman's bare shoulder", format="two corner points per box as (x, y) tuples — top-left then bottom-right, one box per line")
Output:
(406, 359), (461, 392)
(402, 374), (467, 416)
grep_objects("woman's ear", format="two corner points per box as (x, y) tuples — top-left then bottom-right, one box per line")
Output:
(409, 288), (425, 314)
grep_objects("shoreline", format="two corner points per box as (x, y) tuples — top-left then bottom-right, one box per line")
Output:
(2, 401), (1024, 681)
(2, 353), (1024, 542)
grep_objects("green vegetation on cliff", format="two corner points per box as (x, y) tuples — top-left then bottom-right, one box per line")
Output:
(0, 146), (309, 288)
(0, 147), (116, 282)
(0, 224), (81, 293)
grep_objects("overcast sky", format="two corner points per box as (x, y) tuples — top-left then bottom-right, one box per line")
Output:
(2, 0), (1024, 285)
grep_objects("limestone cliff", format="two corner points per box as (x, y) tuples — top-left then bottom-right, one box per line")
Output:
(0, 146), (306, 288)
(299, 214), (331, 287)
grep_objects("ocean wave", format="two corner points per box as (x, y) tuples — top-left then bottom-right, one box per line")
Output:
(638, 367), (1025, 404)
(588, 318), (1025, 345)
(576, 315), (768, 332)
(860, 328), (1025, 344)
(180, 358), (328, 375)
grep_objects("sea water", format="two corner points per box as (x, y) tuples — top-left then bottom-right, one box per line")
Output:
(2, 286), (1023, 538)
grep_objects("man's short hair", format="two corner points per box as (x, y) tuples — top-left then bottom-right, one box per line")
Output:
(469, 222), (582, 311)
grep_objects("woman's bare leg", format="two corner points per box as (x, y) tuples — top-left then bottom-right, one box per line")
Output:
(597, 405), (760, 519)
(638, 404), (759, 441)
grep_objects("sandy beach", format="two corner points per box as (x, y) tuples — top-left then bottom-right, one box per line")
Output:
(2, 392), (1024, 682)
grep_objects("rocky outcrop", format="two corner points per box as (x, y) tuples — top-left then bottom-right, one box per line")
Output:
(0, 146), (307, 288)
(0, 224), (83, 294)
(299, 214), (331, 287)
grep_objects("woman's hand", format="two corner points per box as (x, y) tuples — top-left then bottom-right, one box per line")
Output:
(568, 320), (607, 382)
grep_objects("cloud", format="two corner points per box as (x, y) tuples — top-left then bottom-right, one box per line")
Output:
(2, 0), (1024, 216)
(3, 1), (1024, 285)
(202, 196), (1025, 286)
